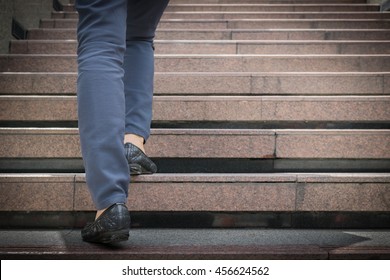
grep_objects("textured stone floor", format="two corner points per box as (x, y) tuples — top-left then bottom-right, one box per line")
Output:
(1, 229), (389, 259)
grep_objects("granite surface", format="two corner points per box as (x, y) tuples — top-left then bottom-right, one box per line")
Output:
(0, 229), (389, 259)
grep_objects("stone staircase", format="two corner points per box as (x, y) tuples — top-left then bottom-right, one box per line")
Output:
(0, 0), (390, 259)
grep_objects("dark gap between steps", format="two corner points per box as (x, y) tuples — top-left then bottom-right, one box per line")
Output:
(1, 158), (389, 173)
(0, 211), (389, 230)
(1, 121), (390, 129)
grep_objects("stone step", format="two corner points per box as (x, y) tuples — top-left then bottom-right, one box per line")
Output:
(59, 4), (74, 12)
(1, 54), (389, 72)
(169, 0), (369, 3)
(165, 4), (380, 12)
(161, 11), (390, 20)
(26, 28), (390, 40)
(1, 95), (389, 123)
(39, 18), (390, 29)
(0, 173), (389, 213)
(51, 11), (390, 20)
(57, 3), (380, 12)
(9, 40), (390, 55)
(163, 19), (390, 29)
(51, 7), (389, 19)
(1, 172), (390, 214)
(0, 128), (389, 159)
(64, 0), (370, 5)
(1, 72), (388, 95)
(1, 228), (389, 259)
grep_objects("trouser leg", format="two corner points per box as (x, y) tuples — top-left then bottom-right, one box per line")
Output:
(124, 0), (170, 142)
(76, 0), (130, 210)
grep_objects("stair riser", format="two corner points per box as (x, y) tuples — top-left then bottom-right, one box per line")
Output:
(160, 20), (390, 29)
(165, 5), (380, 12)
(61, 0), (370, 5)
(0, 129), (389, 159)
(1, 73), (388, 95)
(52, 11), (390, 20)
(10, 40), (390, 55)
(1, 211), (389, 229)
(51, 4), (381, 13)
(27, 29), (390, 40)
(3, 158), (390, 174)
(1, 96), (389, 122)
(2, 55), (390, 72)
(0, 174), (389, 212)
(168, 0), (369, 3)
(161, 12), (390, 20)
(231, 30), (390, 41)
(39, 19), (390, 29)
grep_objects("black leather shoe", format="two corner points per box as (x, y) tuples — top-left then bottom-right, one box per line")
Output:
(81, 203), (130, 244)
(125, 142), (157, 175)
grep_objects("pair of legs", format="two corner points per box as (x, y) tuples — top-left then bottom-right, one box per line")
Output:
(76, 0), (169, 216)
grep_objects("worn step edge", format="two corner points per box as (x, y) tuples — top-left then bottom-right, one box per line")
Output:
(2, 245), (389, 260)
(0, 244), (330, 260)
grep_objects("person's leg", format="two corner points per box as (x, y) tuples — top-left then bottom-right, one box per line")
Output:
(124, 0), (170, 149)
(76, 0), (130, 243)
(122, 0), (170, 175)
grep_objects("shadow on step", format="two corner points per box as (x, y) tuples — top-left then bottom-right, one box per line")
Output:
(0, 228), (389, 260)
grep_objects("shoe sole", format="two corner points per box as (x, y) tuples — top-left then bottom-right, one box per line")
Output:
(130, 163), (155, 175)
(83, 229), (129, 244)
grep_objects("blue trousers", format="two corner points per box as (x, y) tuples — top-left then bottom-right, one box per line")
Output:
(76, 0), (169, 209)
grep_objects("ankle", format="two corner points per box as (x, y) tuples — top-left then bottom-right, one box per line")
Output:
(95, 208), (107, 220)
(124, 134), (145, 153)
